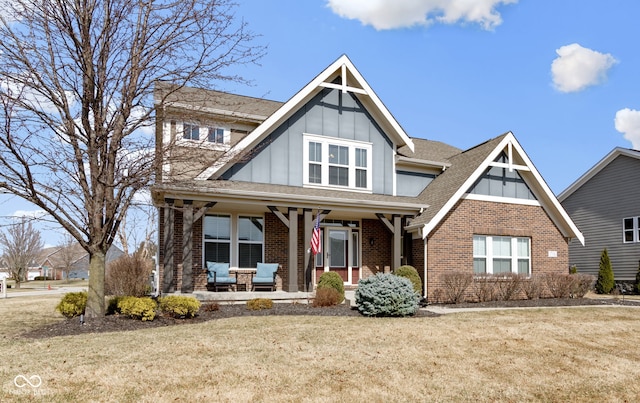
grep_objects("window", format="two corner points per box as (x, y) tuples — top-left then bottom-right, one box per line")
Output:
(208, 127), (225, 144)
(238, 216), (263, 268)
(623, 217), (640, 243)
(473, 235), (530, 276)
(204, 215), (264, 268)
(204, 215), (230, 264)
(183, 123), (199, 140)
(303, 135), (372, 191)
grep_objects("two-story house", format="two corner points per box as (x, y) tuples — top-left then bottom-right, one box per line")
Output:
(152, 55), (583, 301)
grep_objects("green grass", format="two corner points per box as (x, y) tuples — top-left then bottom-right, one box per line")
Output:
(2, 295), (640, 402)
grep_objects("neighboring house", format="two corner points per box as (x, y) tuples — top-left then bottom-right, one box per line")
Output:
(559, 147), (640, 281)
(36, 244), (125, 280)
(152, 55), (583, 301)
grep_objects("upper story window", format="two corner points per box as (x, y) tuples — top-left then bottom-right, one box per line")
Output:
(303, 134), (372, 192)
(183, 123), (200, 140)
(468, 151), (536, 201)
(175, 121), (229, 146)
(623, 217), (640, 243)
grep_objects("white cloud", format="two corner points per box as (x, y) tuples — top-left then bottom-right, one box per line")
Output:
(326, 0), (517, 30)
(551, 43), (617, 93)
(615, 108), (640, 149)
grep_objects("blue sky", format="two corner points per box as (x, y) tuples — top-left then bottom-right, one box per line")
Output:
(2, 0), (640, 247)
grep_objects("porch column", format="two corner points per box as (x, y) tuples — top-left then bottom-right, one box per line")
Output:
(162, 200), (175, 293)
(181, 200), (194, 293)
(288, 207), (298, 292)
(393, 215), (402, 270)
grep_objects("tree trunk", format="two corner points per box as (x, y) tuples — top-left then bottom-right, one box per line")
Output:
(85, 250), (106, 317)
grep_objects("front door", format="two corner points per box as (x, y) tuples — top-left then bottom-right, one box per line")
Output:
(328, 229), (348, 282)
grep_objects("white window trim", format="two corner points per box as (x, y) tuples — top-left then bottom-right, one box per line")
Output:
(473, 235), (531, 276)
(464, 193), (540, 206)
(303, 133), (373, 193)
(203, 214), (264, 269)
(623, 216), (639, 243)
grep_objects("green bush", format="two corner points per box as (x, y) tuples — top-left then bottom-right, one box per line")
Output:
(56, 292), (87, 318)
(393, 265), (422, 294)
(569, 265), (578, 274)
(595, 248), (615, 294)
(355, 273), (419, 317)
(313, 287), (341, 307)
(246, 298), (273, 310)
(33, 276), (52, 281)
(158, 295), (201, 318)
(117, 296), (157, 321)
(317, 271), (345, 303)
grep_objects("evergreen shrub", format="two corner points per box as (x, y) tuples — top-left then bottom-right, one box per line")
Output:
(355, 273), (419, 317)
(317, 271), (345, 303)
(118, 296), (157, 321)
(393, 265), (422, 294)
(246, 298), (273, 310)
(56, 291), (87, 318)
(595, 248), (615, 294)
(158, 295), (201, 318)
(107, 296), (125, 315)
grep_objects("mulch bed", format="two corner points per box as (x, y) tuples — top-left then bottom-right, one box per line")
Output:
(21, 297), (640, 339)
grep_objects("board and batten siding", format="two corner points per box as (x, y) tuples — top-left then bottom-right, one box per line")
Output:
(221, 87), (396, 195)
(562, 155), (640, 280)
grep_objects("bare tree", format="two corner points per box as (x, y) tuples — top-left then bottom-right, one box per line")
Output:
(57, 233), (84, 282)
(0, 0), (263, 316)
(0, 218), (44, 288)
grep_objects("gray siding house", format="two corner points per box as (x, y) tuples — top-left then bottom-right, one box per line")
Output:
(559, 148), (640, 281)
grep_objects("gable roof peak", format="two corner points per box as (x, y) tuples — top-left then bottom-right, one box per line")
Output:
(195, 54), (414, 180)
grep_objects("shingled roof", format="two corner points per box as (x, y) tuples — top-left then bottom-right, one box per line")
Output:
(408, 134), (508, 230)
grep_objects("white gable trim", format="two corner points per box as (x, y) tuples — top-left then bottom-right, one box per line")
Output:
(421, 132), (585, 245)
(558, 147), (640, 202)
(195, 55), (414, 180)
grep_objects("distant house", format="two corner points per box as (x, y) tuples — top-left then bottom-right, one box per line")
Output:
(559, 147), (640, 281)
(152, 55), (583, 301)
(36, 244), (124, 280)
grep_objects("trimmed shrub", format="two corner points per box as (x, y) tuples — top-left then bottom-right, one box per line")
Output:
(494, 273), (524, 301)
(313, 287), (341, 307)
(521, 274), (544, 300)
(317, 271), (345, 303)
(472, 275), (497, 302)
(246, 298), (273, 310)
(118, 296), (157, 321)
(33, 276), (53, 281)
(393, 265), (422, 295)
(106, 253), (153, 297)
(571, 273), (595, 298)
(158, 295), (201, 318)
(355, 273), (419, 317)
(56, 292), (87, 318)
(543, 273), (575, 298)
(441, 271), (473, 303)
(595, 248), (615, 294)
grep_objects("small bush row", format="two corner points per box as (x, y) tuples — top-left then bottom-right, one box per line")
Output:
(57, 293), (202, 321)
(436, 272), (596, 304)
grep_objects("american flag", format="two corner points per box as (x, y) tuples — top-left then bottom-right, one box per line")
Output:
(310, 212), (321, 255)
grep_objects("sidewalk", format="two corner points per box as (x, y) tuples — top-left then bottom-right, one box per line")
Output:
(3, 286), (87, 298)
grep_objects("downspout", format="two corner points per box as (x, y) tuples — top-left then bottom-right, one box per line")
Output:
(423, 235), (428, 300)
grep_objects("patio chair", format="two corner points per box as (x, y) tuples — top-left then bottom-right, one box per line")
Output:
(206, 262), (237, 291)
(251, 263), (279, 291)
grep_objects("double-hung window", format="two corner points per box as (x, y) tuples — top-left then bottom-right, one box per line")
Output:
(473, 235), (530, 276)
(207, 127), (225, 144)
(183, 123), (200, 140)
(303, 135), (372, 192)
(203, 215), (264, 268)
(623, 217), (640, 243)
